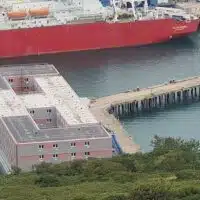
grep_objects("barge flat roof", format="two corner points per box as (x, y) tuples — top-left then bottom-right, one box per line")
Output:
(0, 63), (109, 144)
(2, 116), (109, 143)
(0, 63), (59, 76)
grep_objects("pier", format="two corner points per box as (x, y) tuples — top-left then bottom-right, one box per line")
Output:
(90, 76), (200, 154)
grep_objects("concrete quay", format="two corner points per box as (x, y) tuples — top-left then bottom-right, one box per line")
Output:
(90, 76), (200, 154)
(90, 104), (140, 154)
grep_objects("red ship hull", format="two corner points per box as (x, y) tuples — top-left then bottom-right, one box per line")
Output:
(0, 18), (199, 58)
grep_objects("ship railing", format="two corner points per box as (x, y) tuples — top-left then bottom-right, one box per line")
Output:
(78, 15), (104, 21)
(54, 12), (104, 22)
(155, 7), (186, 15)
(53, 13), (76, 22)
(78, 13), (103, 18)
(8, 16), (55, 27)
(11, 1), (54, 10)
(51, 6), (83, 13)
(79, 11), (105, 16)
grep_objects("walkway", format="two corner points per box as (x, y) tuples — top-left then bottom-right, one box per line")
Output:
(90, 76), (200, 154)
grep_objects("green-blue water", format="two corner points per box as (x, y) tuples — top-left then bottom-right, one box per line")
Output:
(2, 32), (200, 152)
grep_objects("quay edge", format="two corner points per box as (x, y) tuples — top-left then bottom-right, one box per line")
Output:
(90, 75), (200, 154)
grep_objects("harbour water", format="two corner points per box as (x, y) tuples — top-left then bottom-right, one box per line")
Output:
(2, 31), (200, 152)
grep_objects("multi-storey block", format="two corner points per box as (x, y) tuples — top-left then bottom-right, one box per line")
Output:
(0, 63), (112, 172)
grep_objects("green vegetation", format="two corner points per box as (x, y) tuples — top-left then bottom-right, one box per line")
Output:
(1, 135), (200, 200)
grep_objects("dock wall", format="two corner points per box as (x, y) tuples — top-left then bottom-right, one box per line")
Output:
(108, 86), (200, 118)
(90, 76), (200, 154)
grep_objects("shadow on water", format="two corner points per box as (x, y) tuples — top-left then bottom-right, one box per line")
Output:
(0, 33), (199, 98)
(121, 100), (200, 152)
(119, 100), (200, 120)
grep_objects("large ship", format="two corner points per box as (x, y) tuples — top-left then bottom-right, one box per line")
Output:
(0, 0), (199, 58)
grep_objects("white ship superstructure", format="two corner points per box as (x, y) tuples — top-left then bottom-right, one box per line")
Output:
(0, 0), (197, 30)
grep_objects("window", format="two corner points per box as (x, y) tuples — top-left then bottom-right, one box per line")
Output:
(24, 86), (29, 89)
(53, 154), (58, 158)
(53, 144), (58, 148)
(71, 153), (76, 157)
(39, 155), (44, 159)
(47, 109), (52, 113)
(30, 110), (35, 114)
(8, 78), (13, 82)
(47, 119), (52, 122)
(85, 152), (90, 156)
(39, 144), (44, 149)
(25, 78), (29, 81)
(71, 142), (76, 147)
(85, 141), (90, 146)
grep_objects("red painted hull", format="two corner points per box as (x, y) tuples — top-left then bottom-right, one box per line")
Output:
(0, 18), (199, 58)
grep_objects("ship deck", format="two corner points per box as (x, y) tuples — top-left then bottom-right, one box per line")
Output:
(176, 1), (200, 17)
